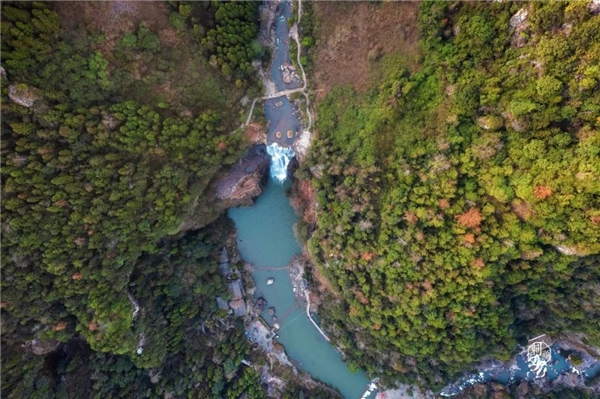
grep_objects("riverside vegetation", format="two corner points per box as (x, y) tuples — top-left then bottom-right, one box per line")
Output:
(300, 0), (600, 393)
(1, 2), (328, 398)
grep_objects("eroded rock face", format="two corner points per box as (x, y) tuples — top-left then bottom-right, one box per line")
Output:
(244, 122), (267, 145)
(553, 372), (581, 389)
(215, 145), (270, 206)
(291, 129), (311, 163)
(8, 84), (43, 108)
(509, 8), (529, 48)
(23, 339), (61, 356)
(555, 245), (589, 257)
(590, 0), (600, 15)
(510, 8), (529, 30)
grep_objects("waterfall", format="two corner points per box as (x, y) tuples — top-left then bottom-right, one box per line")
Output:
(267, 143), (295, 182)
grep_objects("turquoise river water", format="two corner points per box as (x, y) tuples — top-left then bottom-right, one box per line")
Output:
(227, 1), (375, 397)
(229, 177), (374, 399)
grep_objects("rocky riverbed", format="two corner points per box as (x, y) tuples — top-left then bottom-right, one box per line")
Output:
(246, 319), (295, 370)
(442, 337), (600, 397)
(288, 254), (308, 301)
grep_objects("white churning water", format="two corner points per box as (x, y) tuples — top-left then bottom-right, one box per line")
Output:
(267, 143), (295, 182)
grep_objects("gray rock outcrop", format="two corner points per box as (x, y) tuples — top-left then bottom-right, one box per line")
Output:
(23, 339), (61, 356)
(8, 83), (43, 108)
(215, 145), (271, 206)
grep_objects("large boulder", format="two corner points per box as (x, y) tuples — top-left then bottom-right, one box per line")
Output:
(554, 244), (590, 257)
(510, 8), (529, 30)
(591, 0), (600, 15)
(215, 145), (270, 206)
(509, 8), (530, 48)
(8, 83), (43, 108)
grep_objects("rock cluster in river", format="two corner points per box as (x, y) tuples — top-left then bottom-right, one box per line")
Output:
(280, 62), (299, 84)
(288, 255), (308, 300)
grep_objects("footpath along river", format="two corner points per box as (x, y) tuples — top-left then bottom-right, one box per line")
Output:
(229, 1), (376, 398)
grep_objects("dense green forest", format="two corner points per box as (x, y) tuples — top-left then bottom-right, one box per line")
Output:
(304, 0), (600, 390)
(0, 1), (279, 397)
(3, 0), (600, 397)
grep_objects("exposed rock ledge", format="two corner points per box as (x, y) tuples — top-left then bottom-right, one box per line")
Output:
(23, 339), (61, 356)
(8, 83), (44, 108)
(555, 244), (590, 257)
(215, 144), (271, 207)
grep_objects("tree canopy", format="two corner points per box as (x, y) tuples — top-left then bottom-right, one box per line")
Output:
(1, 2), (269, 397)
(303, 0), (600, 389)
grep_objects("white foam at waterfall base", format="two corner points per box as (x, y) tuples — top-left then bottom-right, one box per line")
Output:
(267, 143), (295, 182)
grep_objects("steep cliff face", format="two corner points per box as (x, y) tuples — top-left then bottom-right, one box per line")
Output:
(175, 124), (267, 235)
(244, 122), (267, 145)
(215, 145), (271, 206)
(176, 145), (271, 234)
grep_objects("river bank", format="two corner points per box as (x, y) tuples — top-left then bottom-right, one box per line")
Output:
(226, 1), (381, 396)
(229, 171), (376, 398)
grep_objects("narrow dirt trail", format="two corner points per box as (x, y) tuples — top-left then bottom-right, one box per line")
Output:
(244, 0), (312, 131)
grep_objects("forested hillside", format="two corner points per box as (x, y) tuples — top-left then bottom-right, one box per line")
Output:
(305, 0), (600, 389)
(1, 2), (270, 397)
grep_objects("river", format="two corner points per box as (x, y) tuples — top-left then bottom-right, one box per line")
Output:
(441, 341), (600, 396)
(228, 1), (375, 398)
(229, 176), (373, 399)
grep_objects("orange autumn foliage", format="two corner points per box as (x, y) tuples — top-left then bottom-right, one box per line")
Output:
(353, 289), (370, 304)
(54, 199), (69, 207)
(533, 185), (552, 199)
(438, 198), (450, 209)
(361, 252), (375, 261)
(456, 208), (482, 228)
(464, 233), (476, 244)
(471, 258), (485, 269)
(404, 211), (418, 225)
(72, 272), (83, 280)
(52, 322), (67, 331)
